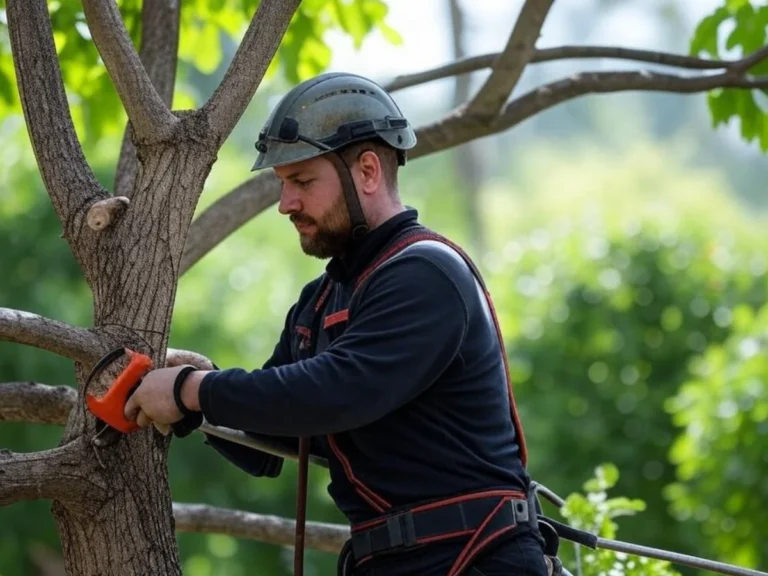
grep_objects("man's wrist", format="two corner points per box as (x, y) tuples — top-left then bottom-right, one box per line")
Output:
(180, 370), (210, 412)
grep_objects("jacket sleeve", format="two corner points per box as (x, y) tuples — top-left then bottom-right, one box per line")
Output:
(198, 253), (469, 437)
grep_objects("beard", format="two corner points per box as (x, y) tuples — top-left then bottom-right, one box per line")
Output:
(291, 194), (351, 259)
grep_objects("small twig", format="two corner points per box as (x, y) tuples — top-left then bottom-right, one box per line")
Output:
(728, 44), (768, 73)
(384, 45), (753, 93)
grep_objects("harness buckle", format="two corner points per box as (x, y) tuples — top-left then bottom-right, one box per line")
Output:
(386, 510), (417, 549)
(511, 497), (529, 523)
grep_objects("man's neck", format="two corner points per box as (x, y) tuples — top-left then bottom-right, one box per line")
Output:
(365, 201), (406, 231)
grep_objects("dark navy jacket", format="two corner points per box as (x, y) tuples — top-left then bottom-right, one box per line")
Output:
(199, 209), (529, 526)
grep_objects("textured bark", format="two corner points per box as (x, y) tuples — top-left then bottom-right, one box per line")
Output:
(46, 128), (217, 574)
(5, 0), (108, 264)
(0, 382), (76, 425)
(0, 439), (107, 512)
(174, 503), (349, 553)
(1, 111), (217, 576)
(92, 114), (216, 348)
(115, 0), (182, 199)
(0, 308), (104, 364)
(49, 428), (183, 576)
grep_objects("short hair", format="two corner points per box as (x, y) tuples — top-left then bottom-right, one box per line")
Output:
(339, 139), (400, 196)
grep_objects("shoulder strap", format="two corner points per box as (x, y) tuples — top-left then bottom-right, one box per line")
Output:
(352, 229), (529, 468)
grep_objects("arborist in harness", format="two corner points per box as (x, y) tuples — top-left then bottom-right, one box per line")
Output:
(124, 72), (552, 576)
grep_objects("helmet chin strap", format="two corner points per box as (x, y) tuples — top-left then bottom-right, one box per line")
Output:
(325, 152), (369, 241)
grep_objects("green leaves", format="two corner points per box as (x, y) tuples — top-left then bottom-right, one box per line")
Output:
(690, 1), (768, 151)
(559, 465), (677, 576)
(0, 0), (400, 147)
(665, 303), (768, 568)
(266, 0), (401, 84)
(690, 7), (731, 58)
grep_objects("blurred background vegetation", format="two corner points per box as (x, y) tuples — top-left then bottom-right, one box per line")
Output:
(1, 0), (767, 574)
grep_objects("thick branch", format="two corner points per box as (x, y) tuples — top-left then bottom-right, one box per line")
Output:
(6, 0), (108, 238)
(0, 308), (102, 364)
(81, 0), (178, 142)
(384, 45), (742, 92)
(0, 439), (106, 511)
(0, 382), (76, 425)
(203, 0), (301, 145)
(411, 69), (768, 160)
(173, 503), (349, 554)
(115, 0), (182, 197)
(464, 0), (554, 120)
(180, 172), (281, 273)
(138, 0), (181, 106)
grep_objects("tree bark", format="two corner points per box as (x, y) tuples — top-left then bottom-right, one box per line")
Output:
(115, 0), (182, 199)
(48, 129), (218, 575)
(49, 430), (182, 575)
(0, 88), (218, 572)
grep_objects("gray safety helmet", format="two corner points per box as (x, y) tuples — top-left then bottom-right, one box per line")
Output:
(251, 72), (417, 240)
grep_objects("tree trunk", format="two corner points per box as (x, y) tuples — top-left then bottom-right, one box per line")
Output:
(51, 129), (217, 576)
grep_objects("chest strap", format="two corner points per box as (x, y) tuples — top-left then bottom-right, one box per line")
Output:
(352, 228), (529, 468)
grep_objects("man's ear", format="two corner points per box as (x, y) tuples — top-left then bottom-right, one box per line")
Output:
(355, 149), (383, 196)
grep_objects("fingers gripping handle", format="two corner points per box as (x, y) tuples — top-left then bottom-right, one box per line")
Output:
(86, 348), (153, 433)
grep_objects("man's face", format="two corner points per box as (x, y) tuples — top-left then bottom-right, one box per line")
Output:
(274, 155), (351, 259)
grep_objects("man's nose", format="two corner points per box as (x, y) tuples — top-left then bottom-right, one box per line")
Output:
(278, 186), (301, 215)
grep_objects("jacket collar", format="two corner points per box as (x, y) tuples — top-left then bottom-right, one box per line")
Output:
(326, 207), (420, 284)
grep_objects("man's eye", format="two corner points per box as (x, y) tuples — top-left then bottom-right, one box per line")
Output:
(296, 179), (314, 189)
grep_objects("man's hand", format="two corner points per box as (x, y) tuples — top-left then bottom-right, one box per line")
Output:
(124, 366), (207, 429)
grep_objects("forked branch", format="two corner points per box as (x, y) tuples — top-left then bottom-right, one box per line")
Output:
(81, 0), (178, 143)
(115, 0), (183, 198)
(412, 68), (768, 158)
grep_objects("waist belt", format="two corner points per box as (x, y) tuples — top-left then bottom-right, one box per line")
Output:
(349, 489), (529, 574)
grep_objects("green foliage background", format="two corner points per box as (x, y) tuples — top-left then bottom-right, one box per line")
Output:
(1, 1), (768, 575)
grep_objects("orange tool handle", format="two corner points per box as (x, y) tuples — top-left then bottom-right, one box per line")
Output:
(86, 348), (154, 433)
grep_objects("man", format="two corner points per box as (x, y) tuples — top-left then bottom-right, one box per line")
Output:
(125, 72), (550, 576)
